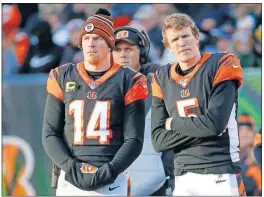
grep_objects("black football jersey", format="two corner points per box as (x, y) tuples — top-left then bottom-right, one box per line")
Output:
(46, 62), (147, 167)
(152, 52), (243, 174)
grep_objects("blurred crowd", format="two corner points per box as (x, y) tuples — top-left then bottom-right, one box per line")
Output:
(2, 3), (262, 76)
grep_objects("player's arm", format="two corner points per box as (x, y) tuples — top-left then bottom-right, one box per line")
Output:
(167, 55), (243, 137)
(42, 69), (73, 172)
(151, 73), (199, 152)
(109, 75), (147, 174)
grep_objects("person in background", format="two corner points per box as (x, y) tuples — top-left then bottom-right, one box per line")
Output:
(60, 18), (84, 65)
(19, 20), (63, 73)
(238, 113), (262, 196)
(254, 128), (262, 170)
(113, 26), (174, 196)
(3, 4), (30, 75)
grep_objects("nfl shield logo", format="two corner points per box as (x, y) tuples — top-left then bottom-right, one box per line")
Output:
(88, 81), (98, 90)
(179, 78), (188, 88)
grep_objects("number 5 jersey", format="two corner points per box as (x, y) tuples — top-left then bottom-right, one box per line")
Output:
(151, 52), (243, 175)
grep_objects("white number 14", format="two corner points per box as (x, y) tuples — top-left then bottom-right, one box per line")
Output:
(69, 100), (112, 145)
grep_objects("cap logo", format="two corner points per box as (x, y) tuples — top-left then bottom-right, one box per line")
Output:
(85, 23), (94, 32)
(116, 30), (129, 39)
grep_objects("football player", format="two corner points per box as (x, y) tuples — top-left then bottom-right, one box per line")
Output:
(113, 26), (174, 195)
(42, 8), (147, 196)
(151, 13), (245, 196)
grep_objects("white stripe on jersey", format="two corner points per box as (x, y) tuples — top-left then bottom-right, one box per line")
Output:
(227, 103), (240, 162)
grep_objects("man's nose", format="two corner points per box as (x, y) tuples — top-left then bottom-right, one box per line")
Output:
(178, 38), (186, 47)
(120, 50), (127, 58)
(87, 38), (96, 46)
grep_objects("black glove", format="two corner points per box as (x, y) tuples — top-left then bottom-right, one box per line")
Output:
(65, 160), (118, 191)
(93, 162), (118, 188)
(65, 160), (100, 191)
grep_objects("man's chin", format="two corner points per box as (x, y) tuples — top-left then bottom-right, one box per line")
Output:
(87, 59), (99, 66)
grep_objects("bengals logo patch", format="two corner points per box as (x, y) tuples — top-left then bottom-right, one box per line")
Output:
(116, 30), (129, 39)
(181, 89), (190, 98)
(80, 163), (98, 174)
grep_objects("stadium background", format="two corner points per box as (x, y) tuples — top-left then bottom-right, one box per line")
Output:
(2, 3), (261, 196)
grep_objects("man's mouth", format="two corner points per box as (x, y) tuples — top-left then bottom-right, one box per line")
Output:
(179, 49), (190, 54)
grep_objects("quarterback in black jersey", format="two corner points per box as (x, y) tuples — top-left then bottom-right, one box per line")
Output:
(42, 8), (147, 196)
(151, 13), (245, 196)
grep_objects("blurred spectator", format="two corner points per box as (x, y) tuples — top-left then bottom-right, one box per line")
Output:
(233, 4), (259, 31)
(60, 19), (84, 65)
(39, 4), (69, 47)
(132, 4), (164, 57)
(19, 20), (63, 73)
(251, 25), (262, 68)
(238, 113), (262, 196)
(3, 4), (30, 75)
(174, 4), (233, 32)
(113, 15), (131, 30)
(60, 4), (88, 23)
(110, 3), (144, 19)
(208, 26), (234, 53)
(232, 30), (256, 68)
(16, 3), (39, 29)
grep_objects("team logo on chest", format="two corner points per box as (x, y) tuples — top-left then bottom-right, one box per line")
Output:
(181, 89), (190, 98)
(88, 81), (98, 90)
(87, 91), (97, 99)
(179, 78), (189, 88)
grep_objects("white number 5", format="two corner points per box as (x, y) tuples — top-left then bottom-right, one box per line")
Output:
(176, 98), (199, 117)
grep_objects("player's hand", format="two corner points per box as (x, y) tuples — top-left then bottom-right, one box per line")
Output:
(65, 159), (101, 191)
(165, 117), (173, 130)
(94, 162), (118, 187)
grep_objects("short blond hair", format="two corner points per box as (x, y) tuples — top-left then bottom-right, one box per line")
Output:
(162, 13), (199, 48)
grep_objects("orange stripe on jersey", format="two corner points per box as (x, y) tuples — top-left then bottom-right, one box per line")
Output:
(151, 73), (164, 100)
(47, 70), (63, 101)
(245, 164), (262, 190)
(254, 133), (262, 147)
(213, 55), (243, 88)
(170, 53), (212, 88)
(125, 75), (148, 105)
(77, 62), (121, 89)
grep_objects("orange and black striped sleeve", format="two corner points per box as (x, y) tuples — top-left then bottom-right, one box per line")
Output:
(47, 69), (63, 101)
(213, 53), (243, 88)
(151, 72), (164, 100)
(124, 74), (148, 105)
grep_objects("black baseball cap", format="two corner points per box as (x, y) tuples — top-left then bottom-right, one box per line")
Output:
(115, 29), (140, 46)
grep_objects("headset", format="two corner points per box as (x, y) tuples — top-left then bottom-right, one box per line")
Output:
(114, 26), (150, 64)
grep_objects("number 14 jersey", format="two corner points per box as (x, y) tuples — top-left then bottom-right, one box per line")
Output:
(47, 62), (147, 167)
